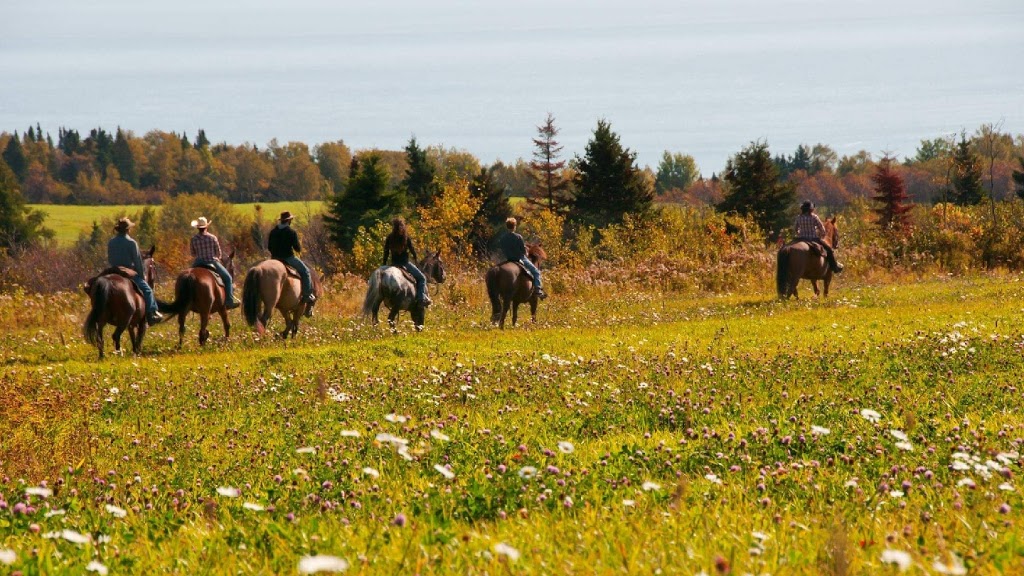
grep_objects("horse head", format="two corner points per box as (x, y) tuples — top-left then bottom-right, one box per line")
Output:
(823, 217), (839, 249)
(223, 248), (236, 277)
(421, 250), (446, 284)
(526, 243), (547, 265)
(143, 246), (157, 286)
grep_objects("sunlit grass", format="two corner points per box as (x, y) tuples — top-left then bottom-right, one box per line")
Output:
(1, 274), (1023, 573)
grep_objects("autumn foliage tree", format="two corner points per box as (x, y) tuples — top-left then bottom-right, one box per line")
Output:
(871, 157), (912, 232)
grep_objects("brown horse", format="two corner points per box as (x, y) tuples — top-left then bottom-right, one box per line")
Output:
(158, 250), (236, 346)
(83, 247), (155, 358)
(242, 259), (323, 338)
(777, 217), (839, 299)
(361, 252), (446, 330)
(486, 244), (546, 329)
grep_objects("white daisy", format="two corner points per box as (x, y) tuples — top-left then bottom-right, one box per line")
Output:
(385, 413), (407, 423)
(860, 409), (882, 423)
(362, 467), (380, 478)
(0, 549), (15, 566)
(340, 430), (361, 438)
(105, 504), (127, 518)
(557, 441), (575, 454)
(434, 464), (455, 480)
(811, 425), (831, 435)
(298, 555), (349, 574)
(518, 466), (537, 479)
(86, 560), (109, 575)
(642, 481), (662, 491)
(243, 502), (265, 511)
(430, 429), (450, 442)
(880, 549), (912, 571)
(493, 542), (521, 562)
(25, 486), (53, 498)
(296, 447), (316, 454)
(217, 486), (240, 498)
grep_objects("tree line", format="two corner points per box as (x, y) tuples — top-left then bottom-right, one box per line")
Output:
(1, 118), (1023, 260)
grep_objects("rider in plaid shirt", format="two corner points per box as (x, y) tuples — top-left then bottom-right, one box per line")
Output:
(189, 216), (240, 309)
(794, 201), (843, 273)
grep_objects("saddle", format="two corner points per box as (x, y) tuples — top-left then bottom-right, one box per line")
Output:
(270, 259), (304, 280)
(790, 240), (826, 258)
(97, 267), (144, 296)
(194, 263), (225, 287)
(388, 265), (416, 284)
(500, 260), (535, 283)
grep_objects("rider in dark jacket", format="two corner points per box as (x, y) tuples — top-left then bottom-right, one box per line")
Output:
(383, 217), (430, 306)
(499, 217), (546, 299)
(268, 211), (315, 304)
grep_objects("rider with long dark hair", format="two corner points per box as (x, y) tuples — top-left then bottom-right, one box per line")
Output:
(383, 217), (430, 306)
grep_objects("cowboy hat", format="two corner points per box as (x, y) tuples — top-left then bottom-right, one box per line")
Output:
(190, 216), (212, 229)
(114, 217), (134, 232)
(279, 211), (294, 222)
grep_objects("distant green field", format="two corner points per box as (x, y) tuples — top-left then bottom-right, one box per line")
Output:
(30, 201), (325, 245)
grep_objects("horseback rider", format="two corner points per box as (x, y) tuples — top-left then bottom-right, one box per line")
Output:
(794, 201), (843, 273)
(108, 217), (164, 325)
(383, 217), (430, 307)
(499, 217), (547, 299)
(189, 216), (240, 309)
(267, 211), (315, 305)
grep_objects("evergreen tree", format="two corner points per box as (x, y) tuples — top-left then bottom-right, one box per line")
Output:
(468, 166), (513, 255)
(401, 137), (437, 208)
(2, 133), (28, 181)
(58, 128), (81, 155)
(527, 113), (571, 214)
(86, 128), (113, 174)
(0, 162), (52, 253)
(25, 126), (36, 143)
(180, 132), (191, 150)
(111, 128), (138, 187)
(324, 153), (400, 250)
(570, 120), (654, 228)
(1013, 157), (1024, 200)
(194, 129), (210, 150)
(871, 157), (912, 232)
(35, 123), (43, 143)
(950, 133), (984, 205)
(717, 141), (796, 236)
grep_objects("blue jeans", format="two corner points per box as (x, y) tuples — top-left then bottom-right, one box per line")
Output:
(519, 258), (542, 289)
(281, 256), (313, 299)
(401, 262), (426, 301)
(130, 275), (158, 315)
(193, 259), (236, 303)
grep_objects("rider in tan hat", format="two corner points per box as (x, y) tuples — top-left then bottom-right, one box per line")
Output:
(267, 211), (315, 305)
(108, 217), (164, 324)
(189, 216), (239, 309)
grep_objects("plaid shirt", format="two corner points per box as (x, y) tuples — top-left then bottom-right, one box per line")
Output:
(190, 231), (222, 262)
(794, 213), (825, 240)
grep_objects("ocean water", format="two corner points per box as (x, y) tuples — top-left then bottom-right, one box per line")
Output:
(2, 0), (1022, 175)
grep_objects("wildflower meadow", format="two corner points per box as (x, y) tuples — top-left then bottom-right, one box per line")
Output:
(1, 272), (1023, 574)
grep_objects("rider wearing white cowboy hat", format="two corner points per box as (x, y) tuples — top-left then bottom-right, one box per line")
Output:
(189, 216), (240, 309)
(267, 210), (315, 305)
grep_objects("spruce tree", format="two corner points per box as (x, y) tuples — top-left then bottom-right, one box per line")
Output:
(194, 129), (210, 150)
(570, 120), (653, 228)
(950, 133), (984, 205)
(401, 137), (437, 208)
(324, 153), (399, 250)
(2, 133), (27, 182)
(717, 141), (796, 237)
(1013, 157), (1024, 200)
(111, 128), (138, 187)
(527, 113), (571, 214)
(0, 162), (52, 253)
(468, 166), (513, 255)
(871, 157), (912, 232)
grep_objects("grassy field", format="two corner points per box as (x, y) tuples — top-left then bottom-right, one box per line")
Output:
(1, 273), (1023, 574)
(30, 201), (325, 246)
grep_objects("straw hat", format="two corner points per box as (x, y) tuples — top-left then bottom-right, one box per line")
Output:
(190, 216), (212, 229)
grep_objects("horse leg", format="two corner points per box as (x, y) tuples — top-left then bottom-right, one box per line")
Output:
(128, 325), (137, 354)
(530, 299), (538, 323)
(96, 324), (105, 359)
(219, 306), (231, 341)
(133, 320), (147, 354)
(499, 297), (511, 330)
(812, 279), (820, 297)
(178, 312), (187, 348)
(512, 302), (519, 327)
(388, 307), (400, 331)
(372, 301), (382, 326)
(824, 274), (832, 298)
(112, 325), (126, 355)
(199, 312), (210, 346)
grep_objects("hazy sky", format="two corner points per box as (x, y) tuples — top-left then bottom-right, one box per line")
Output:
(3, 0), (1022, 172)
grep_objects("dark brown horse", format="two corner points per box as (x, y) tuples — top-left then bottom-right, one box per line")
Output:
(158, 250), (236, 346)
(777, 217), (839, 299)
(242, 259), (323, 338)
(486, 244), (545, 329)
(83, 247), (155, 358)
(361, 252), (446, 330)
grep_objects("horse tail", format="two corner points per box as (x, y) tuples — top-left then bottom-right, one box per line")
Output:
(83, 276), (110, 344)
(243, 267), (262, 328)
(159, 273), (196, 317)
(776, 247), (789, 298)
(361, 268), (382, 317)
(485, 267), (501, 316)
